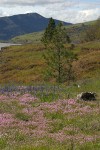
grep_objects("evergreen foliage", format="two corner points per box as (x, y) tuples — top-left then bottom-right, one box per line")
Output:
(42, 20), (77, 83)
(41, 17), (56, 45)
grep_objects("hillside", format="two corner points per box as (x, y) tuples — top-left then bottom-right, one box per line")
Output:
(0, 41), (100, 84)
(11, 20), (96, 44)
(0, 13), (71, 40)
(11, 31), (44, 44)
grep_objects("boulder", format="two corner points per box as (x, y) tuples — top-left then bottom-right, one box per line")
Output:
(77, 92), (96, 101)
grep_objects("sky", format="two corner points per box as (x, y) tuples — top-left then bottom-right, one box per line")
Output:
(0, 0), (100, 23)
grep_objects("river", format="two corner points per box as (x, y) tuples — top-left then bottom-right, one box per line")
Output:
(0, 42), (21, 50)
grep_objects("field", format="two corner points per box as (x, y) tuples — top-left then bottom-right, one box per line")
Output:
(0, 70), (100, 150)
(0, 81), (100, 150)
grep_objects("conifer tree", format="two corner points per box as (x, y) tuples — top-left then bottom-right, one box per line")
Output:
(41, 17), (56, 45)
(42, 22), (77, 83)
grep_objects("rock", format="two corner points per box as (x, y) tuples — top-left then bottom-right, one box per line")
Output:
(77, 92), (96, 101)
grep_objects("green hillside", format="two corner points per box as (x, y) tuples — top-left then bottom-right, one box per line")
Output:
(11, 20), (97, 44)
(11, 31), (44, 44)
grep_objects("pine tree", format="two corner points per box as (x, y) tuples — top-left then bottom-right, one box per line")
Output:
(41, 17), (56, 45)
(42, 23), (77, 83)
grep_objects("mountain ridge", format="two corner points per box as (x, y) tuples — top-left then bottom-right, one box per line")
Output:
(0, 13), (72, 40)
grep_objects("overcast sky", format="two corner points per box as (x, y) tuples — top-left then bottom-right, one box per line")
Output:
(0, 0), (100, 23)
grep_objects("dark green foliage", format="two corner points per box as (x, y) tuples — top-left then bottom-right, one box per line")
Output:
(42, 22), (77, 83)
(41, 17), (56, 45)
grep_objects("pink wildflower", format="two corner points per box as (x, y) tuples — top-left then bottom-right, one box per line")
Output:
(67, 99), (76, 105)
(0, 113), (14, 127)
(18, 94), (38, 104)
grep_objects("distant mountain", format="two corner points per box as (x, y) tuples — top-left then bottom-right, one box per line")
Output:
(0, 13), (72, 40)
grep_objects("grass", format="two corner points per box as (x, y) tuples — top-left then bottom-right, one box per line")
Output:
(0, 79), (99, 150)
(11, 31), (44, 44)
(15, 112), (31, 121)
(0, 100), (25, 114)
(0, 44), (45, 84)
(0, 137), (7, 149)
(0, 86), (100, 149)
(45, 111), (65, 120)
(10, 20), (97, 44)
(0, 40), (100, 84)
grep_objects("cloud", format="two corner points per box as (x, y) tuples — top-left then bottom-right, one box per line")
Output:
(0, 0), (73, 6)
(0, 9), (8, 17)
(0, 0), (100, 23)
(79, 8), (100, 22)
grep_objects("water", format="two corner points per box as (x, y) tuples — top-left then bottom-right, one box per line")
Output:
(0, 42), (21, 50)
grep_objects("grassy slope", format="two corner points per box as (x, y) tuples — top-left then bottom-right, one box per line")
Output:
(11, 31), (44, 44)
(0, 41), (100, 84)
(11, 20), (96, 44)
(0, 44), (45, 84)
(73, 41), (100, 79)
